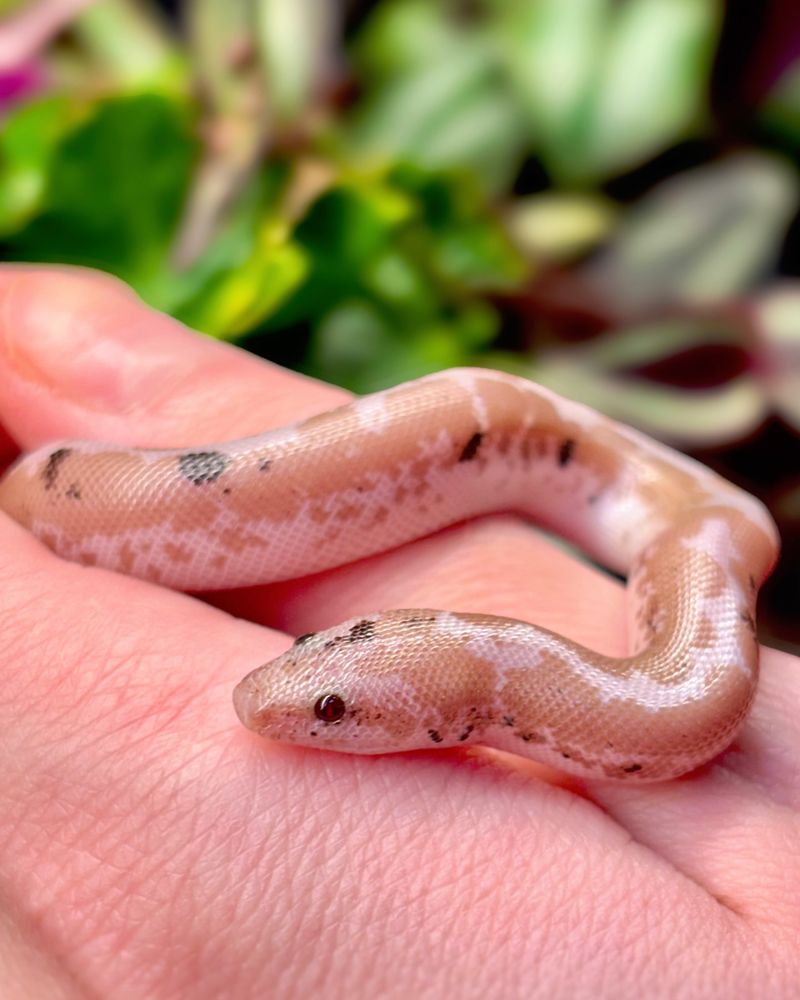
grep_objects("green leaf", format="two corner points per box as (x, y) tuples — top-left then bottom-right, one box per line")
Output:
(504, 192), (617, 263)
(144, 162), (307, 336)
(362, 248), (437, 318)
(266, 178), (415, 327)
(173, 224), (308, 338)
(0, 96), (90, 235)
(387, 164), (468, 227)
(306, 299), (499, 393)
(347, 39), (490, 151)
(497, 0), (720, 183)
(388, 165), (526, 287)
(72, 0), (185, 90)
(296, 179), (413, 262)
(3, 95), (197, 285)
(262, 164), (521, 382)
(577, 0), (720, 180)
(428, 220), (524, 289)
(345, 37), (525, 193)
(411, 84), (526, 193)
(498, 0), (608, 176)
(351, 0), (462, 81)
(307, 300), (398, 391)
(588, 153), (799, 312)
(534, 320), (767, 446)
(0, 94), (305, 339)
(256, 0), (335, 122)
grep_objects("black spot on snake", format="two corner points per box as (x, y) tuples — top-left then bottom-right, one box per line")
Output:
(43, 448), (71, 490)
(458, 432), (483, 463)
(295, 632), (317, 645)
(66, 483), (81, 500)
(503, 715), (515, 727)
(623, 763), (642, 773)
(259, 458), (272, 472)
(314, 693), (346, 723)
(322, 621), (375, 648)
(558, 438), (575, 467)
(399, 614), (437, 627)
(179, 452), (229, 486)
(428, 729), (443, 743)
(458, 725), (474, 742)
(347, 619), (375, 642)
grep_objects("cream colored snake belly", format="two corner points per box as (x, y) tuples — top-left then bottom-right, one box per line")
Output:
(0, 369), (780, 780)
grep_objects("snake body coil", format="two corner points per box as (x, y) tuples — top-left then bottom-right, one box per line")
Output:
(0, 369), (779, 780)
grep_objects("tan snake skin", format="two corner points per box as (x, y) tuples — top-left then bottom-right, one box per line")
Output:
(0, 369), (780, 780)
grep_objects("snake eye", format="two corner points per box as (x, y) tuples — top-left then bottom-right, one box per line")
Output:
(314, 693), (346, 723)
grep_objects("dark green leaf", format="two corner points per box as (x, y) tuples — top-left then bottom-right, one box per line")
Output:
(4, 95), (197, 284)
(761, 60), (800, 149)
(0, 96), (89, 235)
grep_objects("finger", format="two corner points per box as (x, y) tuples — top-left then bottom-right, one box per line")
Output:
(722, 646), (800, 805)
(589, 646), (800, 926)
(0, 265), (346, 451)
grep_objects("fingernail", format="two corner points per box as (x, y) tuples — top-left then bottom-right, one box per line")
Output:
(0, 269), (191, 414)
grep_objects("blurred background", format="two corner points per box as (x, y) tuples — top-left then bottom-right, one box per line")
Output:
(0, 0), (798, 651)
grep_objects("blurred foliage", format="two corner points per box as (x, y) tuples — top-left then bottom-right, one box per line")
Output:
(348, 0), (720, 187)
(0, 0), (799, 647)
(267, 165), (525, 390)
(762, 61), (800, 151)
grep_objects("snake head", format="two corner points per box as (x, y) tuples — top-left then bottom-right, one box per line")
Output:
(232, 610), (491, 754)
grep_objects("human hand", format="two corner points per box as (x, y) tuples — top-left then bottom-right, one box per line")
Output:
(1, 266), (798, 999)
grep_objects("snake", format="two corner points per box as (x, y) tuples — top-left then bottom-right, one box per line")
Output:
(0, 368), (780, 781)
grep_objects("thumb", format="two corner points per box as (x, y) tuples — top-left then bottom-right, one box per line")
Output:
(0, 265), (346, 452)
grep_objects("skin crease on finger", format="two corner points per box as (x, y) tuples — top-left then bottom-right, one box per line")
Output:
(0, 266), (798, 998)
